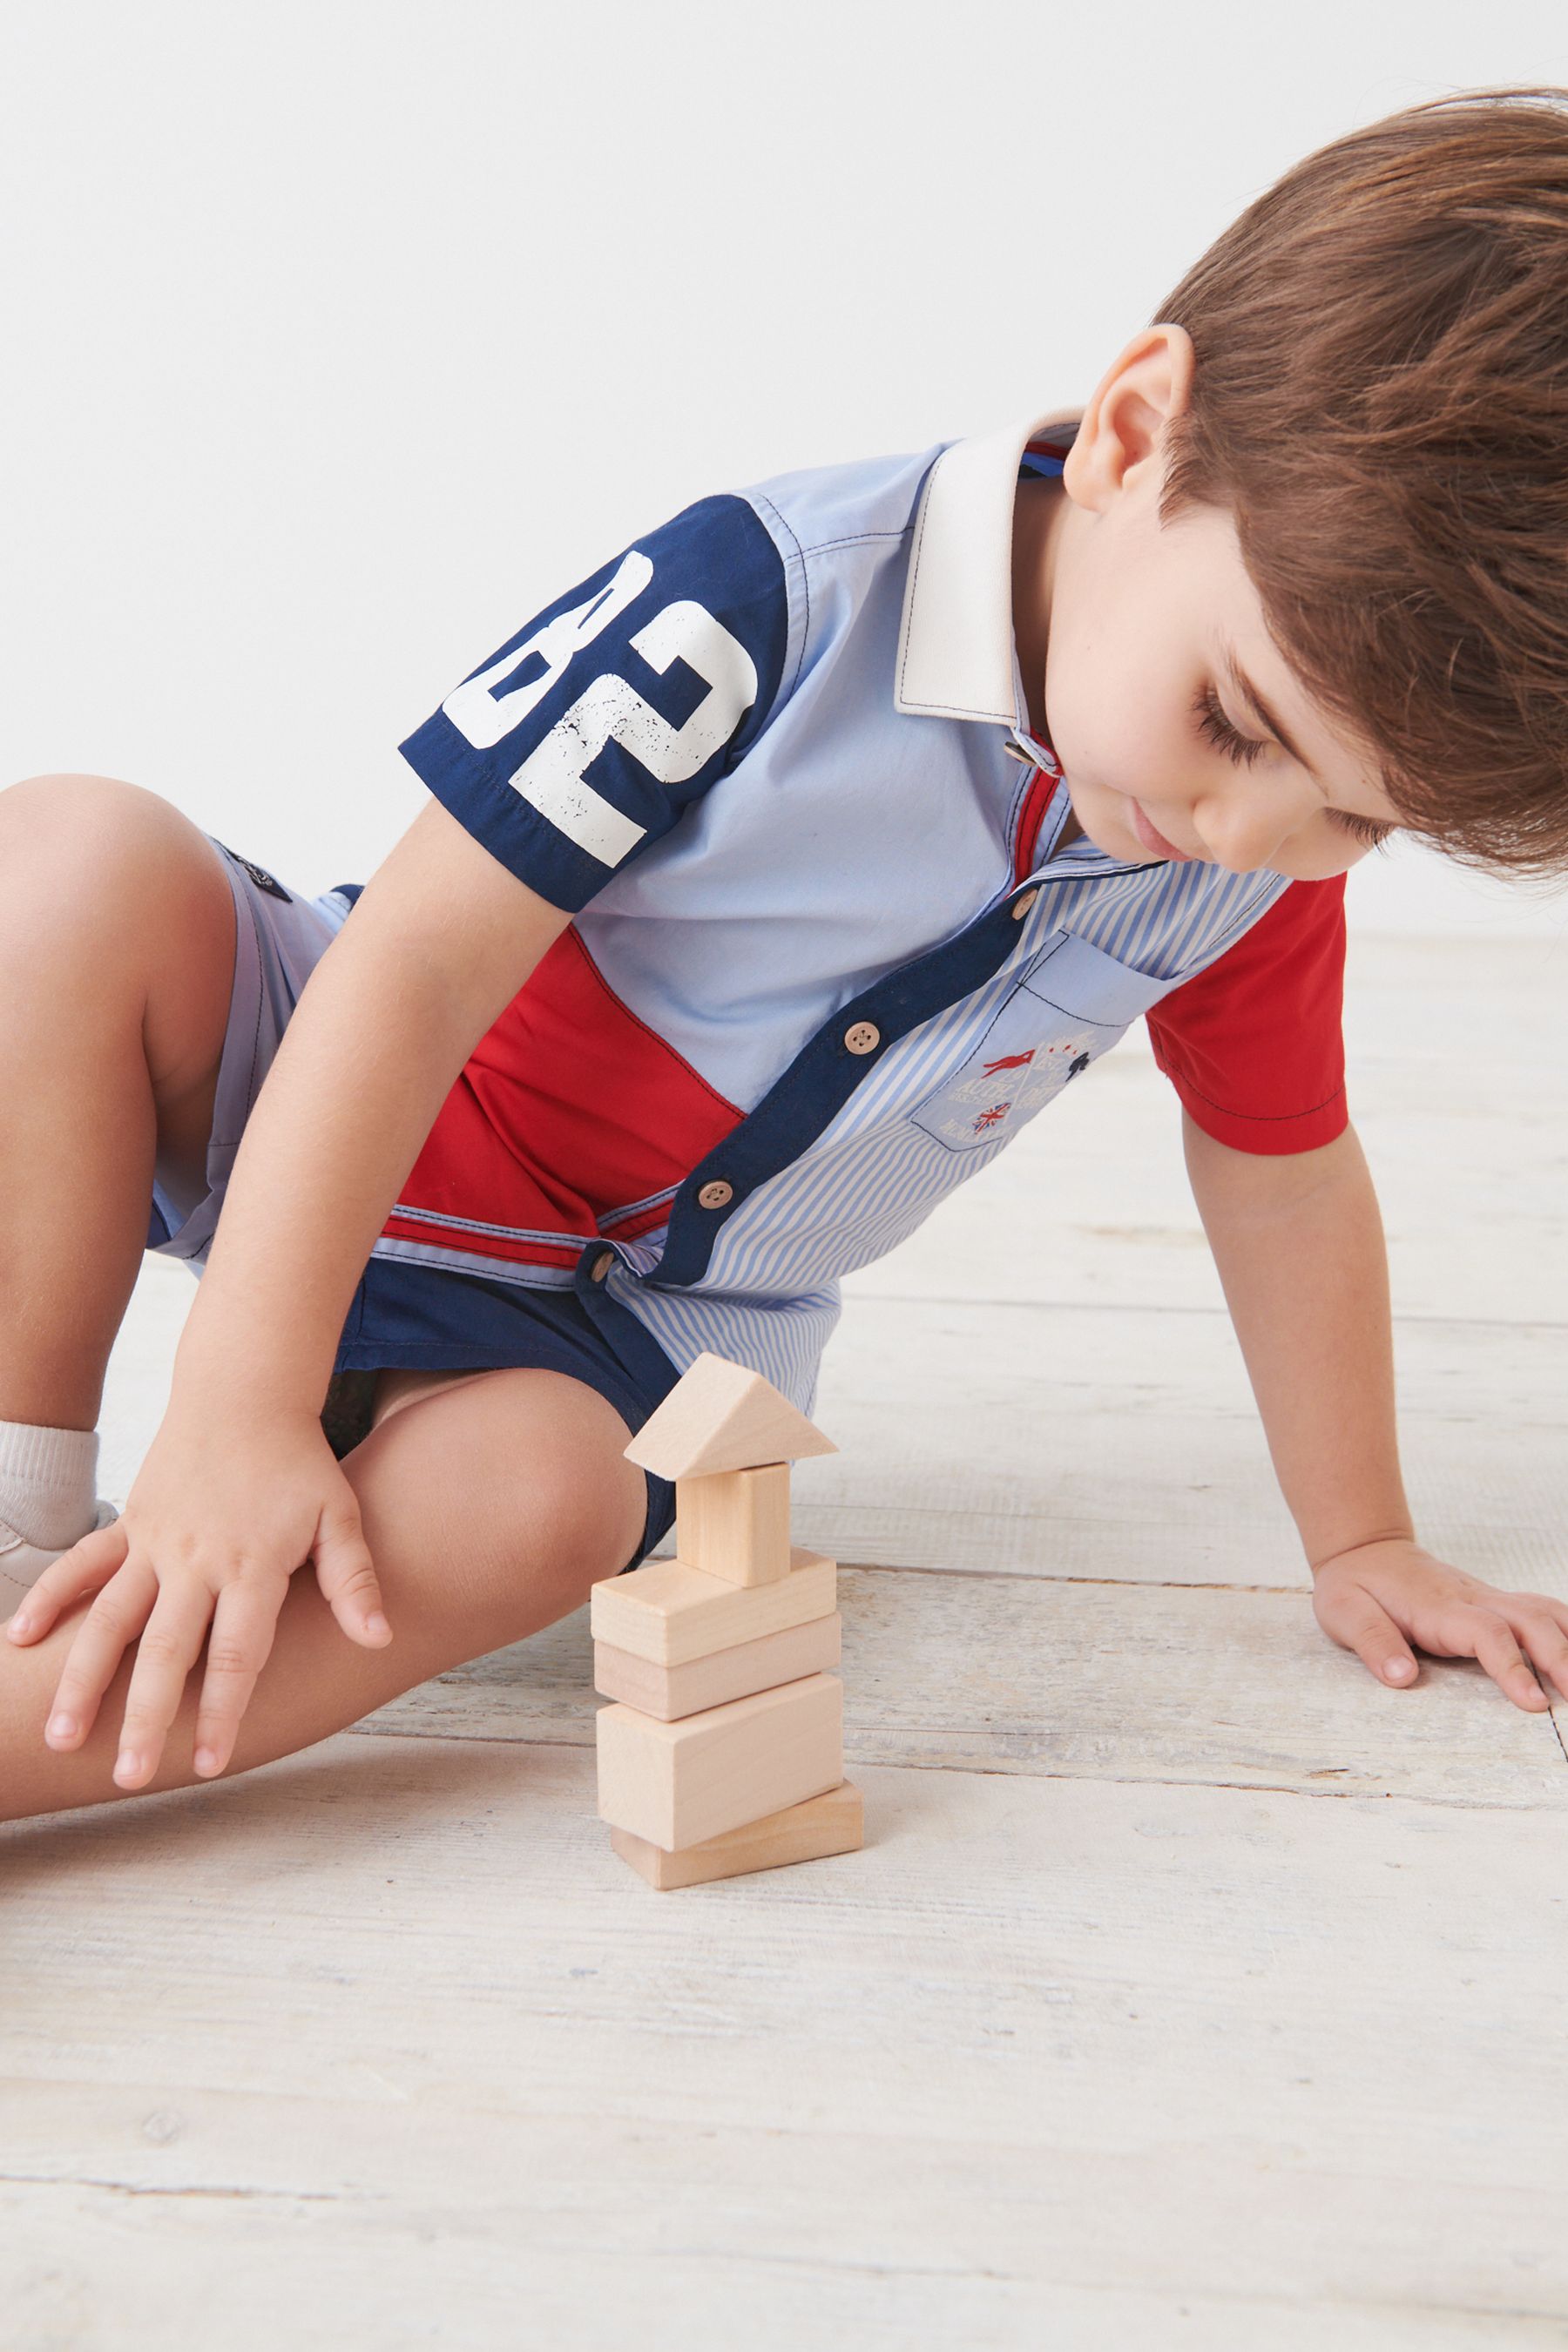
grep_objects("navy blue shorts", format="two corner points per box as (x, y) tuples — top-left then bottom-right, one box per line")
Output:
(334, 1251), (682, 1571)
(146, 840), (682, 1574)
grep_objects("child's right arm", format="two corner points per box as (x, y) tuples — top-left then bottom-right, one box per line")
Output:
(16, 479), (789, 1783)
(12, 797), (572, 1788)
(181, 797), (571, 1420)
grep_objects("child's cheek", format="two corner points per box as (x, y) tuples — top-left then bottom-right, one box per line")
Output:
(1271, 831), (1373, 883)
(1045, 673), (1171, 810)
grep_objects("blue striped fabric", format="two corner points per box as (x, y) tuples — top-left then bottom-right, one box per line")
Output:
(603, 848), (1282, 1407)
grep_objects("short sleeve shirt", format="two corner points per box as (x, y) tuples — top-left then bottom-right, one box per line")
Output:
(1145, 873), (1348, 1154)
(381, 409), (1344, 1406)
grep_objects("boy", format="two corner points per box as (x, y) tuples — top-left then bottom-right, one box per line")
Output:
(4, 88), (1568, 1822)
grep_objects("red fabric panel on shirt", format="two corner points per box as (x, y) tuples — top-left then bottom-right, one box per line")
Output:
(1144, 874), (1348, 1154)
(1013, 768), (1059, 883)
(383, 926), (745, 1265)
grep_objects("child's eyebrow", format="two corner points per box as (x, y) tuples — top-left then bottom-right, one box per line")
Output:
(1220, 642), (1323, 787)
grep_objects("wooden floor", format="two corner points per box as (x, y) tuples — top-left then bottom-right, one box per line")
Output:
(5, 932), (1568, 2349)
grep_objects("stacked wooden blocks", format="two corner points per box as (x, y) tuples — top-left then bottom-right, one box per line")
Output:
(590, 1351), (864, 1890)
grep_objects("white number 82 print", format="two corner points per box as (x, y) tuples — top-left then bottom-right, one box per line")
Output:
(441, 551), (760, 867)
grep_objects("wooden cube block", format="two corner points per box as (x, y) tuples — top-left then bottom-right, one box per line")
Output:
(610, 1781), (864, 1889)
(674, 1463), (791, 1585)
(596, 1672), (842, 1850)
(594, 1611), (841, 1720)
(589, 1546), (835, 1668)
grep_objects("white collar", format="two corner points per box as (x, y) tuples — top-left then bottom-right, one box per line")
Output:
(895, 406), (1079, 729)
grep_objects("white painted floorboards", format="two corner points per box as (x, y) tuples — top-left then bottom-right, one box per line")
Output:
(4, 932), (1568, 2349)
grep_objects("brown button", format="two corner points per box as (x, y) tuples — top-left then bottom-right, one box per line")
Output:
(844, 1020), (881, 1056)
(589, 1249), (613, 1283)
(1011, 889), (1039, 921)
(698, 1179), (733, 1211)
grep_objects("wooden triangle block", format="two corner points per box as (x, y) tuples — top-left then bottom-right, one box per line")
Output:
(610, 1781), (864, 1889)
(624, 1351), (837, 1480)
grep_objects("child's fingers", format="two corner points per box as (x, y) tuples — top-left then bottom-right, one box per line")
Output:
(1451, 1606), (1550, 1713)
(192, 1573), (290, 1778)
(1502, 1598), (1568, 1699)
(1316, 1584), (1420, 1689)
(7, 1518), (130, 1643)
(311, 1497), (390, 1648)
(43, 1556), (159, 1751)
(1498, 1609), (1568, 1705)
(111, 1575), (224, 1788)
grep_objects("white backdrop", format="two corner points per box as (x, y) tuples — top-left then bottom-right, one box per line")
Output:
(3, 0), (1567, 946)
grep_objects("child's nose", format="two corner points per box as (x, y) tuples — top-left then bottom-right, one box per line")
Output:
(1191, 781), (1312, 873)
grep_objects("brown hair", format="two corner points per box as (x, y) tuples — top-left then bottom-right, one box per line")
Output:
(1152, 85), (1568, 878)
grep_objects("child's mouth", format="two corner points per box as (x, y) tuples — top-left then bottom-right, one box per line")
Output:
(1130, 799), (1194, 862)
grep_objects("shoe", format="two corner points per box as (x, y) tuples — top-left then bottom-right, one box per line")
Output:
(0, 1499), (119, 1610)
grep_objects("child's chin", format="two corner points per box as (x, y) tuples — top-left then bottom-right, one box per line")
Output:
(1075, 802), (1133, 858)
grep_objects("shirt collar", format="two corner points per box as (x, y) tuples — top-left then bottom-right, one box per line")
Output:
(895, 406), (1080, 731)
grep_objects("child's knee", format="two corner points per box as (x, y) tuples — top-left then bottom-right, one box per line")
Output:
(338, 1369), (647, 1646)
(3, 772), (172, 866)
(0, 774), (227, 970)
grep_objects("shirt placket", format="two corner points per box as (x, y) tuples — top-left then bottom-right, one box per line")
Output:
(627, 851), (1158, 1295)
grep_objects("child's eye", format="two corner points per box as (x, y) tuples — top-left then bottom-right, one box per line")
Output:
(1195, 685), (1396, 850)
(1328, 808), (1396, 850)
(1193, 684), (1267, 767)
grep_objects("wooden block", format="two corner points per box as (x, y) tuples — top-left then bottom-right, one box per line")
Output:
(625, 1351), (837, 1480)
(596, 1672), (842, 1850)
(675, 1463), (791, 1585)
(610, 1781), (864, 1889)
(589, 1546), (835, 1668)
(594, 1611), (841, 1720)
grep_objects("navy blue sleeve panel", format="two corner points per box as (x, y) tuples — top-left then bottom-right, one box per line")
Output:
(397, 495), (789, 913)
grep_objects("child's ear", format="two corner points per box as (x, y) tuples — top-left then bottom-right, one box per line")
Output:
(1070, 324), (1197, 510)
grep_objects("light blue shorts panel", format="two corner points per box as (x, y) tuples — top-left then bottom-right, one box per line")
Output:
(145, 841), (357, 1267)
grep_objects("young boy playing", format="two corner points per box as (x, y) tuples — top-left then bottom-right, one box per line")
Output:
(4, 88), (1568, 1825)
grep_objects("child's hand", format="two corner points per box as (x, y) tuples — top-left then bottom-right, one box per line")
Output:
(1311, 1537), (1568, 1712)
(6, 1403), (389, 1786)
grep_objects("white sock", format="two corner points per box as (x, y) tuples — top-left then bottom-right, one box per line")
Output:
(0, 1420), (101, 1551)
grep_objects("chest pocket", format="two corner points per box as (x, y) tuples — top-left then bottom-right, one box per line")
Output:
(909, 930), (1173, 1152)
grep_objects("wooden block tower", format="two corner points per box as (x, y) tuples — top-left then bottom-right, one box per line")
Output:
(590, 1351), (864, 1890)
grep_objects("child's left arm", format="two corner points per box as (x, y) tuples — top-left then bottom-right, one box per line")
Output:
(1180, 1112), (1568, 1711)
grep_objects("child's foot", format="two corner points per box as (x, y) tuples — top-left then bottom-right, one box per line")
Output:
(0, 1499), (118, 1611)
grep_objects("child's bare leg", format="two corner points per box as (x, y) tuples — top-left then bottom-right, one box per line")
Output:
(0, 1367), (647, 1824)
(0, 774), (235, 1429)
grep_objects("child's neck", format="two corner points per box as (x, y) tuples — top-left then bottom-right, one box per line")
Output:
(1010, 476), (1083, 851)
(1010, 476), (1058, 740)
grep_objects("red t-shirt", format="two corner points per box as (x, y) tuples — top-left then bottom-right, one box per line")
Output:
(1145, 873), (1348, 1154)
